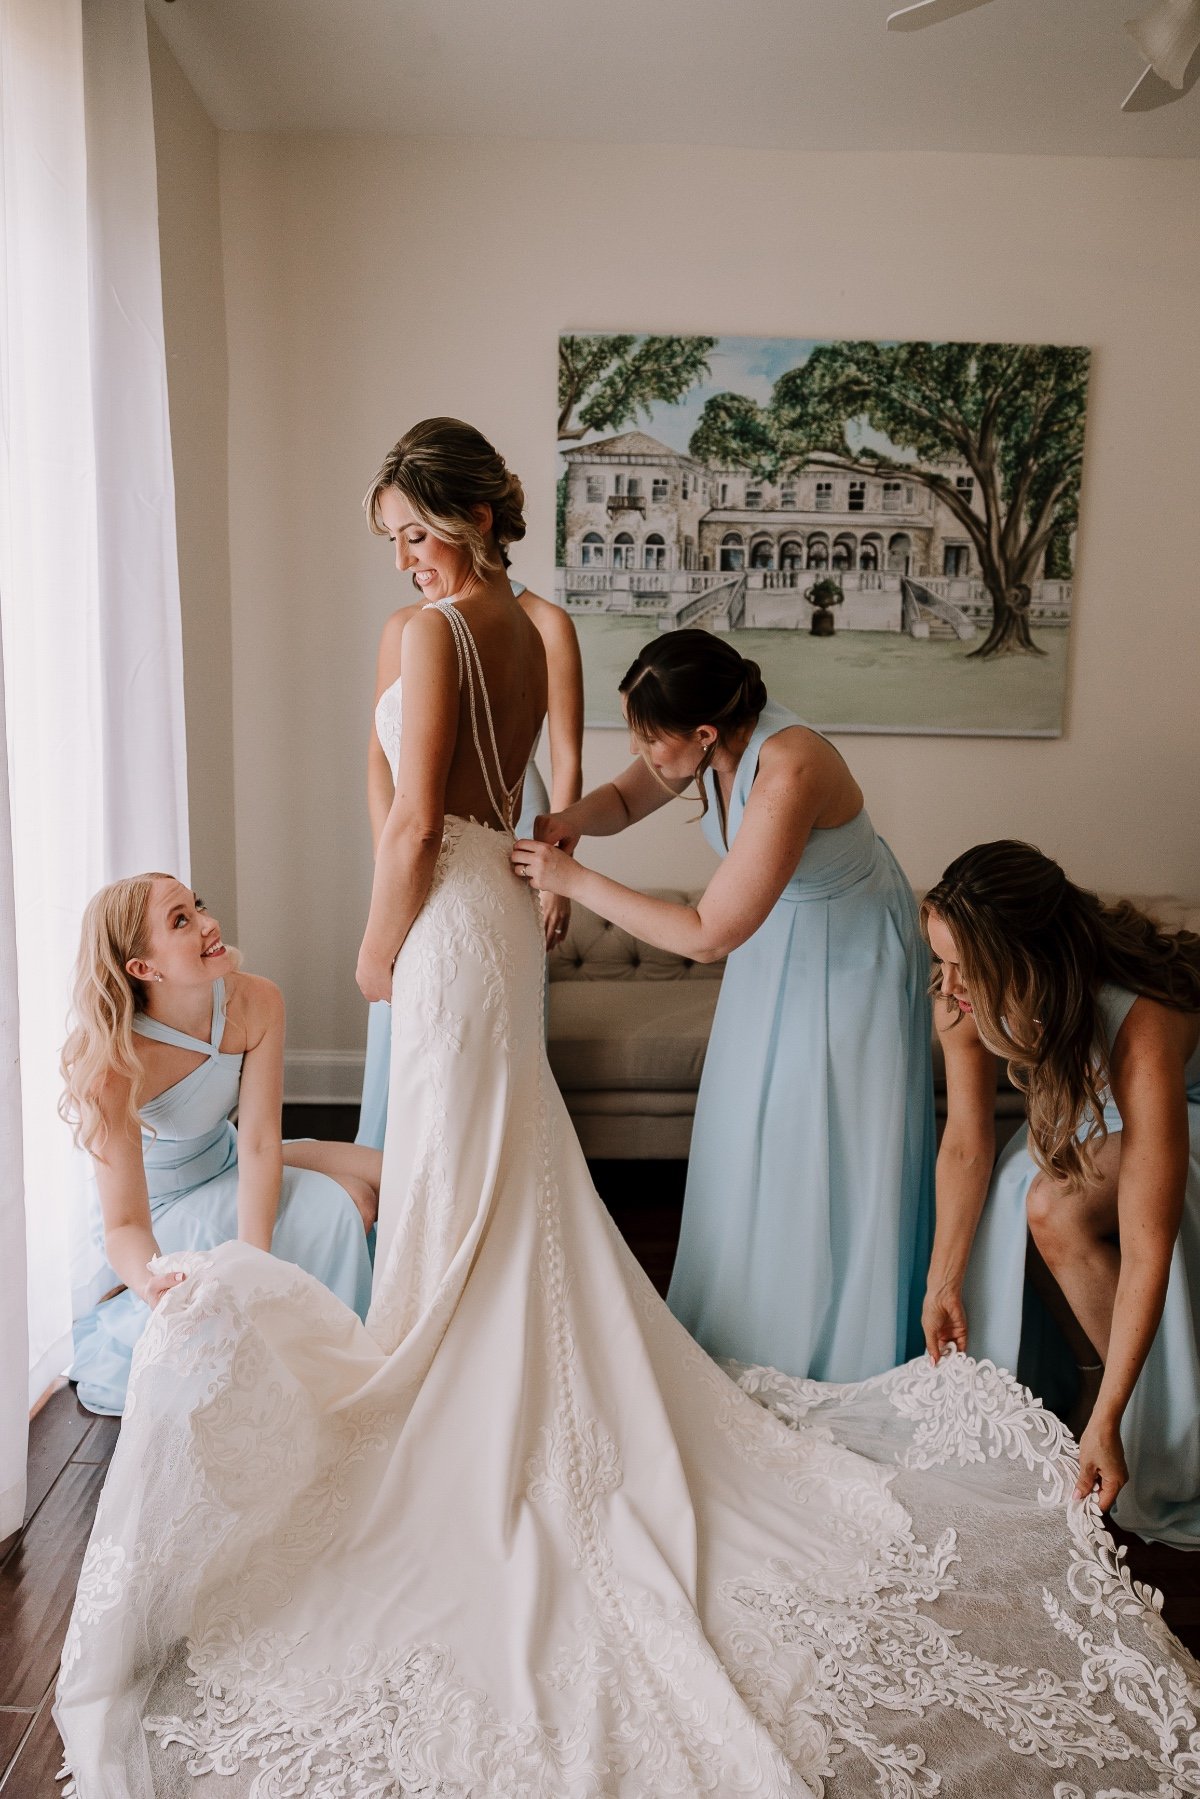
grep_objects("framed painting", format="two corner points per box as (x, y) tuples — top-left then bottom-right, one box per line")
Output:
(555, 334), (1089, 735)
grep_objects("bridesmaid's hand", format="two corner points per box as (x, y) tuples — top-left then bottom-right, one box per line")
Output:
(511, 839), (581, 900)
(356, 943), (394, 1003)
(922, 1282), (968, 1361)
(540, 891), (572, 951)
(141, 1267), (187, 1308)
(533, 811), (580, 857)
(1074, 1413), (1129, 1512)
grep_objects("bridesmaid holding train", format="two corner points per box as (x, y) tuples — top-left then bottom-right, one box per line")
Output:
(514, 627), (936, 1383)
(61, 875), (380, 1415)
(922, 841), (1200, 1540)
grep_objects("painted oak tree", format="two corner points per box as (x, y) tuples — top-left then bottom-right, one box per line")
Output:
(558, 335), (716, 441)
(691, 342), (1090, 658)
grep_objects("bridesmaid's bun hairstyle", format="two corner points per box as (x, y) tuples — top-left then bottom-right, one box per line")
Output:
(365, 418), (526, 577)
(619, 629), (767, 813)
(619, 629), (766, 742)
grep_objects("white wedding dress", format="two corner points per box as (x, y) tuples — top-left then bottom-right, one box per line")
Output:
(57, 602), (1200, 1797)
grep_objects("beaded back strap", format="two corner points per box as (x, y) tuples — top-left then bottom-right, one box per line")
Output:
(426, 600), (522, 833)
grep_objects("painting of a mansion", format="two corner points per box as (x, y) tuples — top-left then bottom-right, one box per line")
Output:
(557, 431), (1072, 640)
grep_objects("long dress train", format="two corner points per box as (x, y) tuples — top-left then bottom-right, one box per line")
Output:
(57, 607), (1200, 1796)
(669, 699), (936, 1382)
(964, 980), (1200, 1546)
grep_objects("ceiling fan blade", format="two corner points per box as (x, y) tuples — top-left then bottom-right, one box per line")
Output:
(1121, 52), (1200, 107)
(1126, 0), (1200, 88)
(886, 0), (997, 29)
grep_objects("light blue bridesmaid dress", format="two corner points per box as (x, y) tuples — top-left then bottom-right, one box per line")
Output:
(963, 981), (1200, 1546)
(667, 698), (937, 1383)
(356, 581), (549, 1149)
(70, 978), (374, 1414)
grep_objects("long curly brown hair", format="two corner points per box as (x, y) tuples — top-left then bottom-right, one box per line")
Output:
(922, 841), (1200, 1191)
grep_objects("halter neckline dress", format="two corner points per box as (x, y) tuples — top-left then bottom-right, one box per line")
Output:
(70, 976), (373, 1415)
(667, 698), (937, 1383)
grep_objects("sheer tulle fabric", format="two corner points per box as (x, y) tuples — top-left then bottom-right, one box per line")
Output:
(57, 657), (1200, 1794)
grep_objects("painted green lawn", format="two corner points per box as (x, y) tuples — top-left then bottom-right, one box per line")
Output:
(575, 616), (1068, 737)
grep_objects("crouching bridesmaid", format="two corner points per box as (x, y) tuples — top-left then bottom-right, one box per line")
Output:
(61, 874), (380, 1414)
(922, 841), (1200, 1542)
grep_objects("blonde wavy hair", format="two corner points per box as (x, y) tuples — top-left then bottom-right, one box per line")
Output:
(60, 874), (239, 1156)
(922, 841), (1200, 1192)
(364, 417), (526, 579)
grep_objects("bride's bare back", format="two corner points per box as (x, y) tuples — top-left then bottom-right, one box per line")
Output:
(390, 584), (547, 832)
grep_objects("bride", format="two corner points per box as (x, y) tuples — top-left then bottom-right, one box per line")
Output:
(57, 420), (1199, 1798)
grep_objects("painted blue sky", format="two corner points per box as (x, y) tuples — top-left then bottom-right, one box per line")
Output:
(567, 334), (915, 465)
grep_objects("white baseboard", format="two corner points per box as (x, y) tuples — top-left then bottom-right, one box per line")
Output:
(284, 1050), (366, 1106)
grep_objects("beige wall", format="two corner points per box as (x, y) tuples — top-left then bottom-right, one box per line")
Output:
(147, 22), (237, 938)
(205, 133), (1200, 1060)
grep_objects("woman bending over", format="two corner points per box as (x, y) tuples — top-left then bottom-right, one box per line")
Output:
(923, 840), (1200, 1541)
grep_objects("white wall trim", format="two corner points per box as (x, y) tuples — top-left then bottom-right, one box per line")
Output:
(284, 1050), (365, 1106)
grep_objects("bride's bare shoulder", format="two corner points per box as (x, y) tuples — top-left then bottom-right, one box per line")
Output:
(378, 602), (424, 656)
(375, 603), (423, 690)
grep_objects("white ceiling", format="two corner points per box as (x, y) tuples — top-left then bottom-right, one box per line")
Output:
(148, 0), (1200, 158)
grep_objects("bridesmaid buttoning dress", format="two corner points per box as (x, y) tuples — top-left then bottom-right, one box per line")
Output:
(71, 977), (374, 1415)
(358, 578), (579, 1147)
(519, 630), (936, 1385)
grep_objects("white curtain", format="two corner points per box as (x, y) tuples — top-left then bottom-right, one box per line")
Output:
(0, 632), (28, 1539)
(0, 0), (190, 1526)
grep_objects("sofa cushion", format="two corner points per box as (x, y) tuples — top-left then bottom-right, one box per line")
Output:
(549, 889), (724, 983)
(548, 979), (719, 1092)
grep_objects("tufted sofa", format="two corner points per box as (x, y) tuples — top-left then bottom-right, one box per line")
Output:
(547, 888), (1200, 1160)
(547, 891), (721, 1159)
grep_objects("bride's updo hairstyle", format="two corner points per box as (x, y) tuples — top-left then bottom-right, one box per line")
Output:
(364, 417), (526, 579)
(619, 628), (767, 813)
(922, 840), (1200, 1192)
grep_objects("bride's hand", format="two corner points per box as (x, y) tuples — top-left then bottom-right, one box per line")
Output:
(533, 812), (580, 856)
(356, 943), (394, 1003)
(512, 839), (581, 900)
(539, 891), (572, 950)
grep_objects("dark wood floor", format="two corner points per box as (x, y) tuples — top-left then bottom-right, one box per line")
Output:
(3, 1115), (1196, 1794)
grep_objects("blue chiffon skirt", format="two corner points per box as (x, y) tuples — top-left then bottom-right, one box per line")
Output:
(668, 829), (936, 1384)
(71, 1124), (374, 1415)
